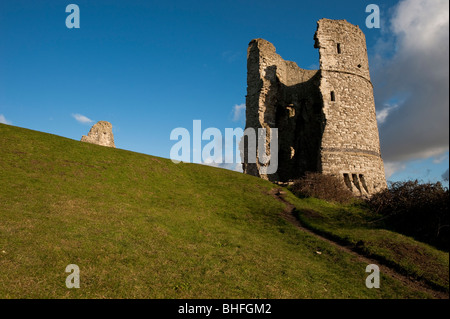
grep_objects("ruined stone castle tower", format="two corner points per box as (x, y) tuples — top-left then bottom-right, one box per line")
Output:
(242, 18), (387, 195)
(81, 121), (116, 148)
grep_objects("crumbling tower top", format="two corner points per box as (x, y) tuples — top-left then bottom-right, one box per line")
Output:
(314, 18), (371, 82)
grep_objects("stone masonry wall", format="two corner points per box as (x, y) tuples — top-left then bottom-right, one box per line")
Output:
(243, 39), (323, 182)
(315, 19), (386, 195)
(81, 121), (116, 148)
(243, 18), (387, 196)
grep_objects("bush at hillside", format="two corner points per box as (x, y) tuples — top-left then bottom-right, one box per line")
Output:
(367, 180), (449, 251)
(291, 172), (355, 204)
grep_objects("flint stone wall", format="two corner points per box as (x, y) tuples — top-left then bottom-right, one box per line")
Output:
(81, 121), (116, 148)
(243, 18), (387, 196)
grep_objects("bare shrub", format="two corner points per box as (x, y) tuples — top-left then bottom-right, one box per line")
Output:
(291, 172), (355, 204)
(367, 180), (449, 251)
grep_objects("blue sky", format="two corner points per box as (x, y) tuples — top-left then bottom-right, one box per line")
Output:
(0, 0), (448, 185)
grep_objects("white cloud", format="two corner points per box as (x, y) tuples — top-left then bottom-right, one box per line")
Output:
(433, 153), (448, 164)
(232, 103), (246, 122)
(376, 104), (398, 124)
(392, 0), (449, 51)
(0, 114), (12, 125)
(384, 161), (407, 179)
(72, 113), (93, 124)
(372, 0), (449, 162)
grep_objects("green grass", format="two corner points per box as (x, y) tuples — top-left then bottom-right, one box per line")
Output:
(284, 192), (449, 292)
(0, 123), (442, 298)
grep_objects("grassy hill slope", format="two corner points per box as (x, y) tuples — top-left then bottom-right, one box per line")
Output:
(0, 123), (437, 298)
